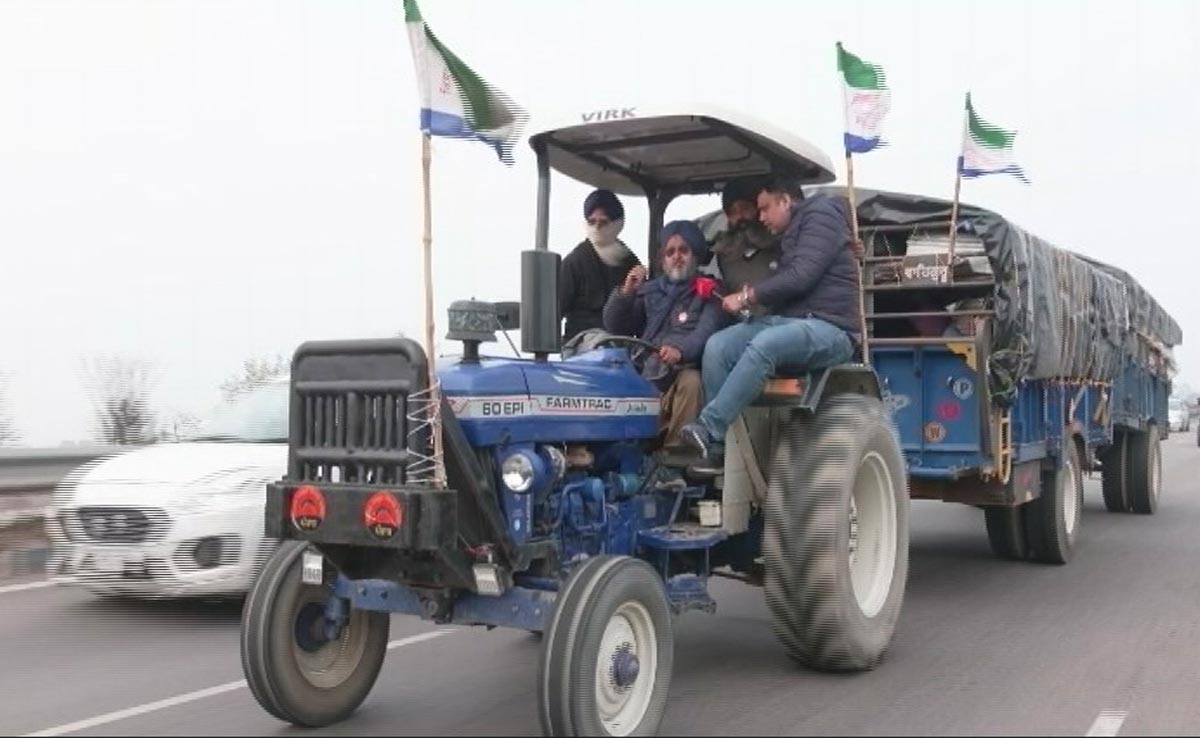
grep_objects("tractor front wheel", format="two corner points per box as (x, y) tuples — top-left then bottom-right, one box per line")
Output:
(240, 541), (390, 728)
(538, 555), (674, 737)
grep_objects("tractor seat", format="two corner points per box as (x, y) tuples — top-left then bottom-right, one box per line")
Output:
(757, 371), (817, 405)
(753, 362), (874, 408)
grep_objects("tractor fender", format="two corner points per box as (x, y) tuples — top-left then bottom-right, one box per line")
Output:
(757, 363), (882, 412)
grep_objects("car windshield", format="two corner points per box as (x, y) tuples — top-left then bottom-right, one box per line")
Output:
(184, 381), (289, 443)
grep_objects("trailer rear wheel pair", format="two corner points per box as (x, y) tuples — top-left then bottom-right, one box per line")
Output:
(1100, 427), (1162, 515)
(985, 425), (1163, 564)
(984, 438), (1084, 565)
(240, 395), (909, 736)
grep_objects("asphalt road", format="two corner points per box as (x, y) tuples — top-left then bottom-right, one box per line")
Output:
(3, 434), (1199, 737)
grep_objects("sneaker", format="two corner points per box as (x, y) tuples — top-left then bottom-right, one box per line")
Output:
(678, 423), (713, 458)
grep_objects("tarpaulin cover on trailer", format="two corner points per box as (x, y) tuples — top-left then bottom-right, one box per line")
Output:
(809, 186), (1181, 402)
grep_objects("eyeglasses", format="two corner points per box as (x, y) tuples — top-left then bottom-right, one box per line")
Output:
(662, 244), (692, 257)
(586, 217), (611, 227)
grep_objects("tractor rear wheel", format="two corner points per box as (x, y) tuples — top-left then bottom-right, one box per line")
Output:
(763, 394), (910, 672)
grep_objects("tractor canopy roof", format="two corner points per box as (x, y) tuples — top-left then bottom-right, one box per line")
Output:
(527, 103), (838, 197)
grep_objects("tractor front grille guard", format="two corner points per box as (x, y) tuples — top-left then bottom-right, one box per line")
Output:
(404, 381), (445, 487)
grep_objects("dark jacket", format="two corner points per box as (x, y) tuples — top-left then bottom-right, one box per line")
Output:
(602, 276), (731, 389)
(752, 195), (861, 340)
(559, 240), (641, 343)
(710, 223), (783, 316)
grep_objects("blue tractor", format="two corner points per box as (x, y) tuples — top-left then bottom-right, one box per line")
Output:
(239, 107), (910, 736)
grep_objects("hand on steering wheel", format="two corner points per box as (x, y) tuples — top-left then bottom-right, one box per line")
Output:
(594, 334), (659, 353)
(592, 334), (660, 371)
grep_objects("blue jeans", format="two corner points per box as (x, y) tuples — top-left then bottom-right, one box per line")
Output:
(698, 316), (854, 441)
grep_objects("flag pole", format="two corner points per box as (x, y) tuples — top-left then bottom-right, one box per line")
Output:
(845, 152), (870, 366)
(947, 92), (969, 281)
(947, 164), (963, 278)
(420, 132), (446, 488)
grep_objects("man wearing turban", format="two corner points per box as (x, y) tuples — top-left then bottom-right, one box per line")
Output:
(603, 220), (731, 446)
(558, 189), (642, 344)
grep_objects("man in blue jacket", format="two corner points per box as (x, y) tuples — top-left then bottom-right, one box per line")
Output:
(603, 220), (731, 446)
(679, 178), (860, 462)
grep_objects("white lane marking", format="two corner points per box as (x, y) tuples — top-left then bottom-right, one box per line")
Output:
(0, 580), (56, 595)
(23, 630), (452, 737)
(386, 629), (450, 650)
(1085, 710), (1128, 737)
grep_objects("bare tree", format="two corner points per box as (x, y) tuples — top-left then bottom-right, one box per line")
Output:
(156, 410), (203, 443)
(219, 354), (289, 403)
(0, 370), (20, 447)
(79, 354), (161, 446)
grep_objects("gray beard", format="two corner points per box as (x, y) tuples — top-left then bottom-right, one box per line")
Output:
(664, 261), (697, 282)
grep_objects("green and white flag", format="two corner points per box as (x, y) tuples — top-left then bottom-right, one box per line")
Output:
(837, 42), (891, 154)
(958, 93), (1028, 183)
(404, 0), (529, 165)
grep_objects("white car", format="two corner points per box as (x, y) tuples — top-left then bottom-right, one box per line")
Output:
(45, 379), (288, 599)
(1169, 401), (1190, 433)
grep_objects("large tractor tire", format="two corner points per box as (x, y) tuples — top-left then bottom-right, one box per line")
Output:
(763, 394), (910, 673)
(538, 555), (674, 737)
(1023, 439), (1083, 565)
(1100, 431), (1131, 513)
(984, 506), (1030, 561)
(240, 541), (390, 727)
(1127, 427), (1162, 515)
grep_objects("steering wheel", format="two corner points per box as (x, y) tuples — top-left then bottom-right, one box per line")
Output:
(562, 330), (660, 369)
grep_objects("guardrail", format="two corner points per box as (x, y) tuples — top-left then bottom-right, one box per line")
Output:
(0, 448), (128, 578)
(0, 447), (125, 494)
(0, 447), (125, 530)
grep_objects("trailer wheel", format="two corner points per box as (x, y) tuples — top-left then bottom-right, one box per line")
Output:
(240, 541), (390, 727)
(983, 506), (1030, 561)
(1100, 431), (1130, 513)
(763, 394), (909, 672)
(1023, 439), (1083, 565)
(1127, 427), (1162, 515)
(538, 555), (674, 737)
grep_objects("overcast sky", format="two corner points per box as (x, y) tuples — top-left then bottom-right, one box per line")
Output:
(1, 0), (1197, 446)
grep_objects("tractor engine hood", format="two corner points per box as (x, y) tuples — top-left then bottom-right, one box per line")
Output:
(438, 349), (661, 447)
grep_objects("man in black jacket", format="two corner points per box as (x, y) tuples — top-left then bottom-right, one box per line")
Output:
(679, 178), (859, 461)
(558, 189), (642, 344)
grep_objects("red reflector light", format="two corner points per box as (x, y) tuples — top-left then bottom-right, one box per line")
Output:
(364, 492), (403, 540)
(290, 485), (326, 531)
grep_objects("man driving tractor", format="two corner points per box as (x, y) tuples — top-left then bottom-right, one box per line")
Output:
(603, 219), (730, 446)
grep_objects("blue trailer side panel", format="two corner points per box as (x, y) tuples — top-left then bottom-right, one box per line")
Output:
(1111, 356), (1170, 432)
(873, 341), (1137, 484)
(873, 344), (987, 479)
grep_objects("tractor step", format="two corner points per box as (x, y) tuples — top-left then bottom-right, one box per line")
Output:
(638, 523), (728, 551)
(654, 449), (723, 480)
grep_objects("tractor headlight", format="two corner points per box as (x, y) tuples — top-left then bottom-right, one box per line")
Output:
(501, 452), (537, 493)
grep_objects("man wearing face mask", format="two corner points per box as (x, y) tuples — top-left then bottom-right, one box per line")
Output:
(558, 189), (642, 344)
(708, 177), (783, 313)
(603, 220), (730, 446)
